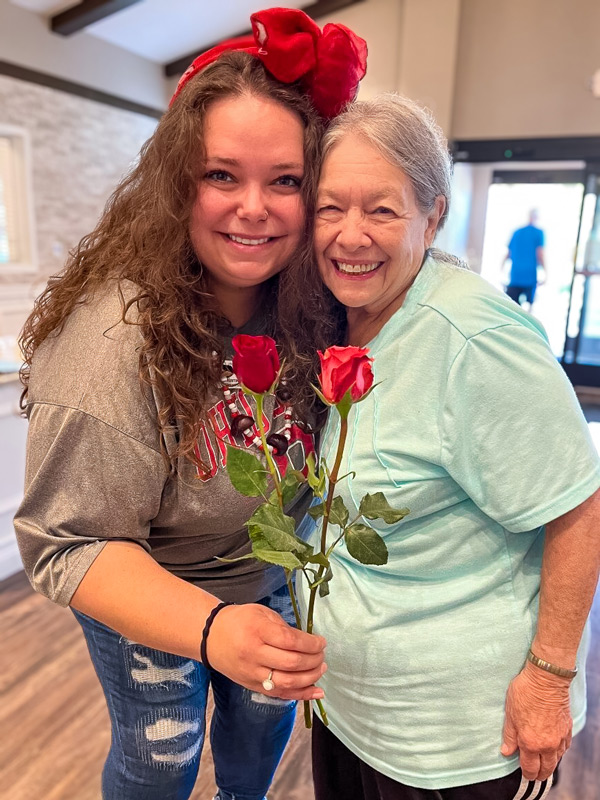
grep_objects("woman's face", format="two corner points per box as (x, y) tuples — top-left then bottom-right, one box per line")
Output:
(315, 133), (444, 317)
(189, 94), (305, 293)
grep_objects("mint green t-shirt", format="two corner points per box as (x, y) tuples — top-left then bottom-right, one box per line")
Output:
(297, 255), (600, 790)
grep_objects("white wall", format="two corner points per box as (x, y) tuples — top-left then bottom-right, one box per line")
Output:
(0, 0), (167, 111)
(452, 0), (600, 139)
(396, 0), (461, 135)
(0, 377), (26, 580)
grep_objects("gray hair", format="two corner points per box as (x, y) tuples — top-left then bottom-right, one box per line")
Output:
(322, 93), (453, 230)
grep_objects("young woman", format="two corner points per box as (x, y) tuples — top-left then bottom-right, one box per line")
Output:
(14, 9), (366, 800)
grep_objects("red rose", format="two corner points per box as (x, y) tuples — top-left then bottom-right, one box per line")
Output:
(232, 335), (280, 394)
(318, 346), (374, 405)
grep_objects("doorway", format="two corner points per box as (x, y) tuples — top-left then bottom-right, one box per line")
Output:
(562, 171), (600, 384)
(479, 169), (585, 358)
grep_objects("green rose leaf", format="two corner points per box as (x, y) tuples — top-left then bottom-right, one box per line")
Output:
(345, 523), (388, 565)
(318, 565), (334, 597)
(305, 453), (321, 492)
(248, 526), (270, 547)
(252, 548), (303, 570)
(248, 503), (311, 555)
(308, 501), (325, 520)
(215, 552), (256, 563)
(307, 551), (329, 568)
(280, 471), (302, 505)
(268, 471), (301, 507)
(226, 445), (268, 497)
(329, 495), (349, 528)
(359, 492), (410, 524)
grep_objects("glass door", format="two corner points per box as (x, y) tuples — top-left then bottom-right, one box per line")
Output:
(562, 170), (600, 386)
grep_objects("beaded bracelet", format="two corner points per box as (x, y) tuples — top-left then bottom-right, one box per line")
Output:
(200, 601), (235, 670)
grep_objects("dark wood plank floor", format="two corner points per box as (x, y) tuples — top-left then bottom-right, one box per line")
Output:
(1, 568), (598, 800)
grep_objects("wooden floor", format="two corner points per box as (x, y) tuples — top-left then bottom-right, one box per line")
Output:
(0, 570), (312, 800)
(1, 569), (599, 800)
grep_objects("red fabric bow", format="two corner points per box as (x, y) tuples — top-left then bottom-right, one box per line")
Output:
(170, 7), (367, 119)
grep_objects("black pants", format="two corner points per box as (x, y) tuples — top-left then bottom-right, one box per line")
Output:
(506, 284), (536, 305)
(312, 716), (557, 800)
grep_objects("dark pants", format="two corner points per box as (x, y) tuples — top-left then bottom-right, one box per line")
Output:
(506, 284), (536, 305)
(312, 716), (557, 800)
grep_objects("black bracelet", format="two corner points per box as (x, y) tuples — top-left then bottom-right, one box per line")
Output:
(200, 601), (235, 670)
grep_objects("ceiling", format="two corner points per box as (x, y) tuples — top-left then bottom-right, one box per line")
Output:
(10, 0), (331, 67)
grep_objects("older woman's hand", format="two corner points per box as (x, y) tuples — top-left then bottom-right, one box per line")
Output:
(501, 661), (573, 781)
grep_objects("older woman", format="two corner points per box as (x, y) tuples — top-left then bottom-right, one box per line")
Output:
(300, 94), (600, 800)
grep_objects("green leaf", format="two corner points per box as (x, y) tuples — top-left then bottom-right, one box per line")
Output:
(248, 525), (270, 547)
(318, 472), (326, 495)
(287, 468), (307, 484)
(359, 492), (410, 524)
(308, 501), (325, 520)
(307, 551), (330, 568)
(345, 523), (388, 565)
(215, 553), (257, 563)
(268, 471), (300, 507)
(352, 381), (381, 405)
(305, 453), (321, 492)
(318, 566), (333, 597)
(329, 495), (349, 528)
(252, 548), (303, 570)
(248, 503), (311, 554)
(226, 445), (267, 497)
(280, 471), (301, 505)
(311, 382), (333, 407)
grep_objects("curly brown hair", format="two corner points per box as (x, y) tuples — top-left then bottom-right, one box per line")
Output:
(19, 51), (344, 472)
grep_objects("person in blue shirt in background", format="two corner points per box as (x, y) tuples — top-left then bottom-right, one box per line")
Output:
(504, 209), (546, 307)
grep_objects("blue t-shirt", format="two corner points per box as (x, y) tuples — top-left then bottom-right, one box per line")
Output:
(297, 255), (600, 790)
(508, 224), (544, 286)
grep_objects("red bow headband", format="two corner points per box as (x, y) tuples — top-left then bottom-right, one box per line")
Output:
(169, 7), (367, 119)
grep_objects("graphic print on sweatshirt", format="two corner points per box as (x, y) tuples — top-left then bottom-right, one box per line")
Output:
(193, 360), (316, 482)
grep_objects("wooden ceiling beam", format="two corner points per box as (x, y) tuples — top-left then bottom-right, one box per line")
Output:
(165, 0), (365, 78)
(51, 0), (143, 36)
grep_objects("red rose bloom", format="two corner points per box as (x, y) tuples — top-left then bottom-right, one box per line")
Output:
(318, 346), (374, 405)
(232, 335), (280, 394)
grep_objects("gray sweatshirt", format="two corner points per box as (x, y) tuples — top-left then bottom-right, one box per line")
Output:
(14, 283), (316, 606)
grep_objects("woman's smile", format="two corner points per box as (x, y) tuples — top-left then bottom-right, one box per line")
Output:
(330, 258), (385, 278)
(222, 232), (280, 250)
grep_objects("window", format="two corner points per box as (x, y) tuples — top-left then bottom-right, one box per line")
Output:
(0, 127), (36, 273)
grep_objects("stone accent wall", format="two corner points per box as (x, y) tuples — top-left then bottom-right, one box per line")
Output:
(0, 74), (157, 331)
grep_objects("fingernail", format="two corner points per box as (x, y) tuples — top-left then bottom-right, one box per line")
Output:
(312, 690), (325, 699)
(320, 663), (328, 675)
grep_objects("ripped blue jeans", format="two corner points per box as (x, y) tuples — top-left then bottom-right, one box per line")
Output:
(72, 583), (296, 800)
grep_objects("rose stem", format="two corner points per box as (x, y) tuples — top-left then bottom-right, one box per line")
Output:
(254, 393), (283, 505)
(255, 393), (313, 725)
(306, 415), (348, 633)
(303, 414), (348, 728)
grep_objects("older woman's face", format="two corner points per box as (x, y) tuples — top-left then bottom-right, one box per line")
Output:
(315, 133), (444, 316)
